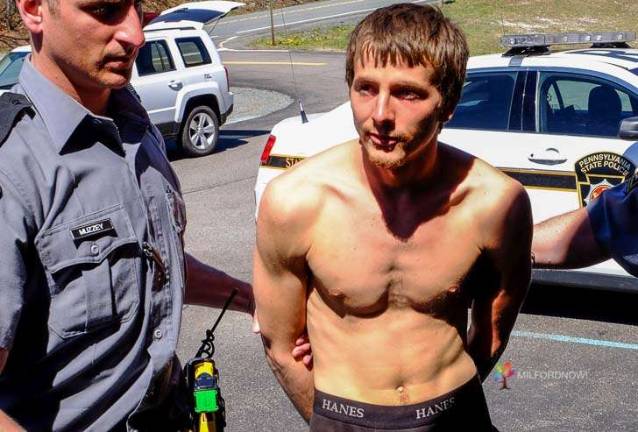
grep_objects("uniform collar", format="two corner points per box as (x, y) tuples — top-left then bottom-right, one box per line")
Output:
(18, 58), (149, 154)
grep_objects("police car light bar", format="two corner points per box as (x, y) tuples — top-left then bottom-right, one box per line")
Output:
(501, 31), (636, 49)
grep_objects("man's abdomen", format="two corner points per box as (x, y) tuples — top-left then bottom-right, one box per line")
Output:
(307, 296), (477, 406)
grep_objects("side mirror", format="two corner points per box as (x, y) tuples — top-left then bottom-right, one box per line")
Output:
(619, 116), (638, 140)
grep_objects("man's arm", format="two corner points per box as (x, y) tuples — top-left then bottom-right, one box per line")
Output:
(184, 254), (253, 314)
(0, 348), (25, 432)
(253, 181), (315, 422)
(532, 207), (607, 269)
(468, 183), (532, 381)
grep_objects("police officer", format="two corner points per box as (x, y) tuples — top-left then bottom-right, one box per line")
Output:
(533, 172), (638, 276)
(0, 0), (253, 430)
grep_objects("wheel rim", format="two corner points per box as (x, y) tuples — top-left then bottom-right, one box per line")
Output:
(188, 112), (216, 150)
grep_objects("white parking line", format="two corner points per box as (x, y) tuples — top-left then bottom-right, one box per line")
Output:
(512, 330), (638, 350)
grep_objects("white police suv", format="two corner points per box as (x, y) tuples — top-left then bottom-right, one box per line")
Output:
(255, 31), (638, 292)
(0, 1), (243, 157)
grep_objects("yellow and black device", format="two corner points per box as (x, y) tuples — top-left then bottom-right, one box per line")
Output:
(185, 289), (237, 432)
(185, 358), (225, 432)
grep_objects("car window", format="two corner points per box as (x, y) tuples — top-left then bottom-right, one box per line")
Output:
(539, 73), (638, 138)
(0, 52), (28, 89)
(135, 40), (175, 76)
(176, 37), (211, 68)
(446, 72), (517, 131)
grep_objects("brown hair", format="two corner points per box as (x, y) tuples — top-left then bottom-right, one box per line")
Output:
(345, 3), (469, 117)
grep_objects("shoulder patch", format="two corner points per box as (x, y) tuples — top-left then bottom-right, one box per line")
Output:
(0, 93), (33, 146)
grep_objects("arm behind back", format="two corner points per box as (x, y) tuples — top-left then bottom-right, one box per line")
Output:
(468, 179), (533, 380)
(253, 177), (319, 421)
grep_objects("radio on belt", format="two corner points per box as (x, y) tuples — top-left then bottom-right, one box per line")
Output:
(184, 288), (237, 432)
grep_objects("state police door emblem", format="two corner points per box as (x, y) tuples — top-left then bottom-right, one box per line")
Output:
(574, 152), (635, 207)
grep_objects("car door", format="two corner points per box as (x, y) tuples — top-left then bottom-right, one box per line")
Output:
(522, 70), (638, 278)
(522, 70), (638, 218)
(442, 68), (638, 221)
(131, 38), (181, 132)
(443, 67), (638, 279)
(440, 68), (529, 180)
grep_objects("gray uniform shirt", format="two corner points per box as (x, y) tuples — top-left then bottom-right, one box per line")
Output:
(0, 59), (186, 431)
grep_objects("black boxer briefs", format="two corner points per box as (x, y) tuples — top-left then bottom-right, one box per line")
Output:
(309, 376), (494, 431)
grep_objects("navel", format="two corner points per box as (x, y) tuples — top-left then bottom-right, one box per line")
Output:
(397, 385), (410, 404)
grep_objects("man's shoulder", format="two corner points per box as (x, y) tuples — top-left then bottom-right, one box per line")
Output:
(439, 144), (529, 232)
(259, 141), (357, 225)
(441, 144), (524, 203)
(294, 139), (355, 172)
(0, 98), (49, 170)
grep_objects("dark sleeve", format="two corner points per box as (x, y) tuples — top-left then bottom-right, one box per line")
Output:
(0, 171), (33, 350)
(586, 181), (638, 276)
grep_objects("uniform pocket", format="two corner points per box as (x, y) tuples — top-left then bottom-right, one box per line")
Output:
(36, 205), (141, 339)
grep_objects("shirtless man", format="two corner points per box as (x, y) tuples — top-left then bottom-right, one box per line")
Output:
(254, 4), (532, 431)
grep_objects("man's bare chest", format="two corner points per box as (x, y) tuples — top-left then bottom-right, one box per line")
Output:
(307, 205), (482, 315)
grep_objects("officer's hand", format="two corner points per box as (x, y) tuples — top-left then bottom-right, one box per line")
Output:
(292, 334), (313, 370)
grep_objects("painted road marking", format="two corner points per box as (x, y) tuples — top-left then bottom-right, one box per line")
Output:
(512, 330), (638, 351)
(224, 61), (327, 66)
(235, 0), (431, 35)
(217, 0), (367, 25)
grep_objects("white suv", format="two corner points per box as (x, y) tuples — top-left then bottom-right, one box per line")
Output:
(0, 1), (243, 157)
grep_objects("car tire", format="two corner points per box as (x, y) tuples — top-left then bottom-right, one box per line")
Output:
(180, 105), (220, 157)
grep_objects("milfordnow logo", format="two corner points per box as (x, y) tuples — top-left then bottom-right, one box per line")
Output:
(321, 399), (365, 418)
(71, 219), (115, 241)
(415, 397), (455, 420)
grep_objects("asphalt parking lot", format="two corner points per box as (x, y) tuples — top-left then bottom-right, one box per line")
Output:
(170, 46), (638, 431)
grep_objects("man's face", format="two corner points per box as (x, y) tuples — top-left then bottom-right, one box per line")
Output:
(40, 0), (145, 90)
(350, 56), (447, 170)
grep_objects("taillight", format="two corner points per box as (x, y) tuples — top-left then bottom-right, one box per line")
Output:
(224, 66), (230, 89)
(260, 135), (276, 165)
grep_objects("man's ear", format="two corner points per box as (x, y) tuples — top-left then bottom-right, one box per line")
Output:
(436, 104), (455, 133)
(16, 0), (44, 34)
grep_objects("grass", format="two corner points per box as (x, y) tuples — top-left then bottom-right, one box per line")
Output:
(252, 0), (638, 55)
(256, 24), (353, 50)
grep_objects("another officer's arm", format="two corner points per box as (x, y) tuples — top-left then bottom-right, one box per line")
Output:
(532, 207), (607, 268)
(184, 254), (254, 314)
(468, 183), (532, 381)
(253, 182), (314, 422)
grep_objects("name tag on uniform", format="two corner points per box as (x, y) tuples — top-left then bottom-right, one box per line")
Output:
(71, 219), (115, 240)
